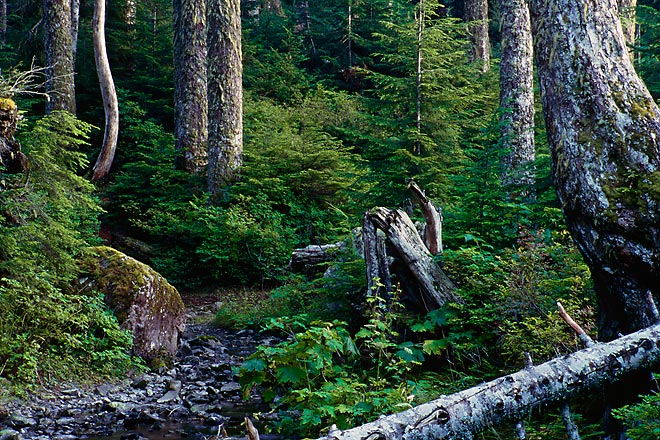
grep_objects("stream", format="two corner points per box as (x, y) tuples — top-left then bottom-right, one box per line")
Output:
(0, 295), (280, 440)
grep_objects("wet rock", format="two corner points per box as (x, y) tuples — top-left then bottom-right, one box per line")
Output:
(0, 300), (280, 439)
(220, 382), (242, 393)
(0, 428), (22, 440)
(8, 415), (36, 428)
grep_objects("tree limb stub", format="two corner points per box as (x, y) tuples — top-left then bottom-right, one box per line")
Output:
(317, 323), (660, 440)
(407, 180), (443, 255)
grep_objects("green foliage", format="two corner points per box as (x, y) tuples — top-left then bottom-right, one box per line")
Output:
(239, 296), (430, 437)
(440, 228), (594, 370)
(613, 391), (660, 439)
(636, 6), (660, 100)
(0, 112), (139, 386)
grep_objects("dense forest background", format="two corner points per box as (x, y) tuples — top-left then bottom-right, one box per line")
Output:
(2, 0), (660, 438)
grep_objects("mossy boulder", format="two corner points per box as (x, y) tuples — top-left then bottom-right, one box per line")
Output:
(80, 246), (186, 368)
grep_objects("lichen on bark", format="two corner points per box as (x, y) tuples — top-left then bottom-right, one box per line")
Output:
(207, 0), (243, 197)
(530, 0), (660, 341)
(173, 0), (208, 173)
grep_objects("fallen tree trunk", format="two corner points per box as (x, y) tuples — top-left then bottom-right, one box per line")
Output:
(367, 207), (459, 308)
(288, 242), (346, 272)
(317, 322), (660, 440)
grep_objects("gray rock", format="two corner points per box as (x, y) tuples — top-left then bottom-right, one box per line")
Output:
(0, 428), (23, 440)
(156, 390), (180, 403)
(220, 382), (241, 393)
(9, 415), (36, 428)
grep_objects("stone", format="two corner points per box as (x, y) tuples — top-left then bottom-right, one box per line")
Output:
(220, 382), (241, 393)
(9, 415), (36, 428)
(0, 429), (22, 440)
(79, 246), (187, 367)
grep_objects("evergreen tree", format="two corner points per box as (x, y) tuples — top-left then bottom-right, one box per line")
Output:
(499, 0), (535, 193)
(207, 0), (243, 196)
(173, 0), (208, 173)
(43, 0), (76, 113)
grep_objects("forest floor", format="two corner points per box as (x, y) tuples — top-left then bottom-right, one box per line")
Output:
(0, 292), (280, 440)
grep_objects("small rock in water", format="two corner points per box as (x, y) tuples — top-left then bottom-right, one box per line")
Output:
(156, 389), (180, 403)
(0, 428), (22, 440)
(220, 382), (241, 393)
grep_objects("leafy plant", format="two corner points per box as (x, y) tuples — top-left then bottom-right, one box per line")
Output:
(239, 296), (425, 437)
(613, 391), (660, 440)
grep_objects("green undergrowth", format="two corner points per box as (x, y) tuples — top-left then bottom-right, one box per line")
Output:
(0, 112), (142, 390)
(234, 226), (596, 438)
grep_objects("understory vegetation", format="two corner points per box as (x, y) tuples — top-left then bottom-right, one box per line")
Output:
(1, 0), (660, 437)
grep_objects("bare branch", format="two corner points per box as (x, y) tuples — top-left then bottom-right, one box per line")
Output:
(557, 301), (595, 348)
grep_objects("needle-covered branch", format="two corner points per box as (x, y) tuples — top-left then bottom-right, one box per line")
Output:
(317, 323), (660, 440)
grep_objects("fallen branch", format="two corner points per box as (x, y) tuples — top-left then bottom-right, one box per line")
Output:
(317, 323), (660, 440)
(288, 242), (345, 272)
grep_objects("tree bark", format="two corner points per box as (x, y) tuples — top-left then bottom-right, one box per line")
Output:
(71, 0), (79, 65)
(464, 0), (490, 72)
(367, 207), (459, 309)
(530, 0), (660, 434)
(173, 0), (208, 173)
(408, 181), (443, 255)
(499, 0), (535, 193)
(288, 242), (346, 272)
(316, 323), (660, 440)
(0, 0), (7, 47)
(91, 0), (119, 181)
(43, 0), (76, 114)
(207, 0), (243, 197)
(363, 212), (392, 301)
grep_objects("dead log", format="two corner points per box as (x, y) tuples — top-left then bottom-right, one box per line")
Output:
(288, 242), (345, 273)
(317, 322), (660, 440)
(367, 207), (460, 308)
(363, 211), (392, 301)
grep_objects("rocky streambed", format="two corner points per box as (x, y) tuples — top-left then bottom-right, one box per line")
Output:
(0, 299), (279, 440)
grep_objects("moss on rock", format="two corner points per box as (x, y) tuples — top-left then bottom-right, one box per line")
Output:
(80, 246), (186, 368)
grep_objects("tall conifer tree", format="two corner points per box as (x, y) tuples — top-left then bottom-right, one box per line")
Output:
(43, 0), (76, 113)
(499, 0), (535, 193)
(207, 0), (243, 197)
(464, 0), (490, 71)
(173, 0), (208, 173)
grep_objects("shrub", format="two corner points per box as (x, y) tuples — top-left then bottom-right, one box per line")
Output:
(0, 111), (139, 387)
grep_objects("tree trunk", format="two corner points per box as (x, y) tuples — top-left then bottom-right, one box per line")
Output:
(0, 0), (7, 47)
(207, 0), (243, 197)
(316, 322), (660, 440)
(499, 0), (535, 193)
(288, 242), (346, 272)
(71, 0), (79, 65)
(173, 0), (208, 173)
(43, 0), (76, 114)
(366, 207), (459, 309)
(363, 212), (393, 301)
(91, 0), (119, 181)
(464, 0), (490, 72)
(529, 0), (660, 434)
(530, 0), (660, 344)
(408, 180), (443, 255)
